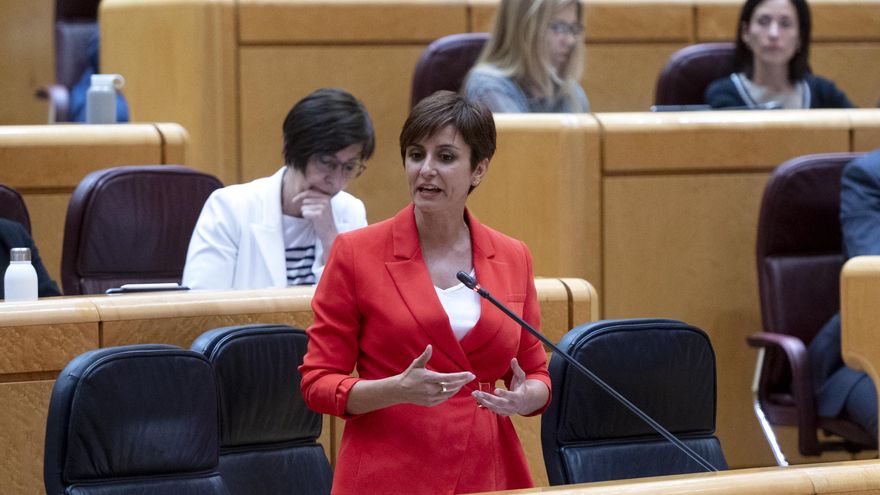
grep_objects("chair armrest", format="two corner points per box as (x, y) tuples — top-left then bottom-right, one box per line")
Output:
(35, 84), (71, 123)
(747, 332), (820, 454)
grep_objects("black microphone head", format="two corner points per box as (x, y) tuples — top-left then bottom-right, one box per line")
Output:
(456, 271), (477, 289)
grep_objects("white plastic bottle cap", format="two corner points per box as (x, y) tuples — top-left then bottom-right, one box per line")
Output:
(10, 247), (31, 262)
(90, 74), (125, 90)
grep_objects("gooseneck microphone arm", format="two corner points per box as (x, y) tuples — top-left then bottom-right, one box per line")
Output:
(456, 271), (718, 473)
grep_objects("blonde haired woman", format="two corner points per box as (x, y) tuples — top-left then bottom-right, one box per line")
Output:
(463, 0), (589, 113)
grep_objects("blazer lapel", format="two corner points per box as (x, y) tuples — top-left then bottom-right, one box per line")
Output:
(460, 211), (510, 355)
(385, 205), (471, 371)
(251, 167), (287, 288)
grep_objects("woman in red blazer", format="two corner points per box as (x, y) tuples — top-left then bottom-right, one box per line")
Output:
(300, 91), (551, 494)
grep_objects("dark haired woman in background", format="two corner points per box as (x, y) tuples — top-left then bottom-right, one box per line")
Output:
(706, 0), (853, 109)
(300, 91), (550, 494)
(183, 88), (375, 289)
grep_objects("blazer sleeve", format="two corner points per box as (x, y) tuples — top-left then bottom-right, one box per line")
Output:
(300, 233), (363, 418)
(182, 190), (239, 289)
(506, 240), (551, 416)
(841, 151), (880, 258)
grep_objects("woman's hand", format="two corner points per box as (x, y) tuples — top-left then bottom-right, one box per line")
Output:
(396, 345), (476, 406)
(295, 189), (339, 260)
(471, 358), (549, 416)
(345, 345), (475, 415)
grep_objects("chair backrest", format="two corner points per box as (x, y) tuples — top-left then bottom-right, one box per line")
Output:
(755, 153), (858, 394)
(541, 319), (727, 485)
(191, 324), (332, 495)
(411, 32), (489, 107)
(0, 184), (31, 233)
(54, 0), (101, 90)
(654, 42), (736, 106)
(61, 165), (223, 295)
(44, 344), (228, 495)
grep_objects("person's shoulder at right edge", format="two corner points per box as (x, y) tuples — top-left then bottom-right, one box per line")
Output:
(840, 148), (880, 258)
(0, 218), (61, 297)
(705, 74), (745, 108)
(806, 74), (855, 109)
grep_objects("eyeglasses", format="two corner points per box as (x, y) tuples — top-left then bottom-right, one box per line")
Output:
(314, 154), (366, 179)
(548, 21), (584, 36)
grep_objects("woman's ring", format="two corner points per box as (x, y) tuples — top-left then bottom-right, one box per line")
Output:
(440, 383), (448, 393)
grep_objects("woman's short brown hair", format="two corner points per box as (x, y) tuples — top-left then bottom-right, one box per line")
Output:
(400, 90), (496, 170)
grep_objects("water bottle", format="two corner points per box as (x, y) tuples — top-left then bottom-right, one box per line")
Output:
(4, 247), (38, 302)
(86, 74), (125, 124)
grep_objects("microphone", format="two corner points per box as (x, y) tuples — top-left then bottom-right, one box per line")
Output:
(456, 271), (719, 473)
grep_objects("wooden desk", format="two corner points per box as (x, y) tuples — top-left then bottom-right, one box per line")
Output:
(476, 459), (880, 494)
(840, 256), (880, 449)
(0, 123), (188, 283)
(0, 279), (595, 493)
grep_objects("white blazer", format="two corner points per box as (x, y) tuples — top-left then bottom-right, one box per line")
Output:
(182, 166), (367, 290)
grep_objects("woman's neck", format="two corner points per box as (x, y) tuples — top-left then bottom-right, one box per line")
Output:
(749, 62), (793, 92)
(415, 207), (470, 250)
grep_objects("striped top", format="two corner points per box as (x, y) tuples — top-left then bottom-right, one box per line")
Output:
(283, 215), (317, 285)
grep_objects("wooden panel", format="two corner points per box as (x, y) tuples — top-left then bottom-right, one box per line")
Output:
(101, 0), (238, 183)
(0, 381), (53, 494)
(0, 124), (166, 189)
(535, 279), (575, 345)
(841, 256), (880, 448)
(810, 1), (880, 41)
(23, 192), (72, 284)
(153, 123), (189, 166)
(583, 44), (686, 112)
(239, 0), (468, 43)
(0, 0), (54, 125)
(238, 46), (422, 224)
(598, 110), (852, 173)
(561, 277), (600, 328)
(478, 460), (880, 494)
(469, 0), (693, 42)
(585, 0), (693, 42)
(849, 109), (880, 152)
(812, 45), (880, 110)
(512, 405), (549, 488)
(695, 1), (742, 42)
(0, 323), (97, 375)
(470, 115), (601, 293)
(603, 172), (774, 468)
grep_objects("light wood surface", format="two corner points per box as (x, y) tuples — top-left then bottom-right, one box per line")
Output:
(476, 459), (880, 494)
(840, 256), (880, 448)
(597, 110), (852, 173)
(470, 115), (602, 293)
(0, 0), (53, 125)
(0, 123), (189, 284)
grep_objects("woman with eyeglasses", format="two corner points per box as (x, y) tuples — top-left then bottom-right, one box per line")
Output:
(300, 91), (551, 494)
(462, 0), (589, 113)
(706, 0), (853, 109)
(182, 88), (375, 289)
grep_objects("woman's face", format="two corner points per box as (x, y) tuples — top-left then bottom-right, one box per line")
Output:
(405, 126), (488, 215)
(543, 1), (581, 74)
(298, 142), (364, 197)
(741, 0), (800, 69)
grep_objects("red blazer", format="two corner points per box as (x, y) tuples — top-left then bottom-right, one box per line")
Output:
(300, 204), (551, 495)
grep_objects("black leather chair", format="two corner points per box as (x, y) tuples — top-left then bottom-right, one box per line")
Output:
(654, 42), (736, 106)
(411, 33), (489, 107)
(192, 324), (333, 495)
(36, 0), (101, 122)
(542, 319), (727, 485)
(61, 165), (222, 295)
(749, 152), (875, 461)
(44, 344), (229, 494)
(0, 184), (31, 233)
